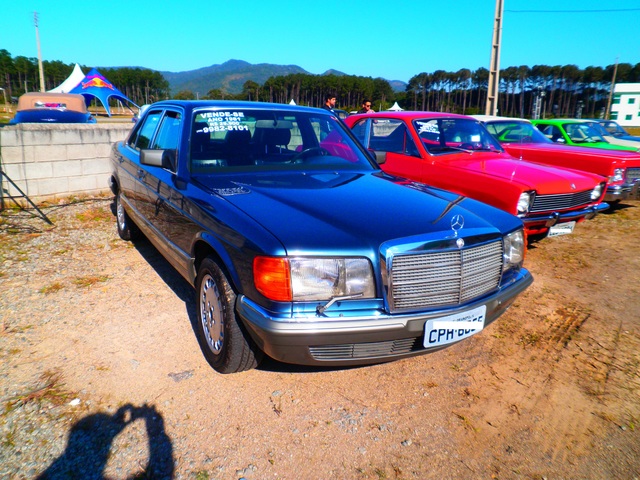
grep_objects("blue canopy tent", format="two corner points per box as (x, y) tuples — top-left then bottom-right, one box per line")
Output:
(68, 68), (138, 116)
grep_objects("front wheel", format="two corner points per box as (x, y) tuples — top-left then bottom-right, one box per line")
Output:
(115, 192), (140, 241)
(195, 257), (262, 374)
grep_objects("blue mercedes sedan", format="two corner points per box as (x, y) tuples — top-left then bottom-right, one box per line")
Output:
(109, 100), (532, 373)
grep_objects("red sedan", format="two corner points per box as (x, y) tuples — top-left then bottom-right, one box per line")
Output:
(473, 115), (640, 203)
(345, 111), (608, 238)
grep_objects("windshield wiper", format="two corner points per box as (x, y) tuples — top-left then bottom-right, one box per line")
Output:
(430, 145), (473, 154)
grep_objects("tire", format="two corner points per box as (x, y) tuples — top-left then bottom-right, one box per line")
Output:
(115, 192), (140, 241)
(195, 257), (262, 373)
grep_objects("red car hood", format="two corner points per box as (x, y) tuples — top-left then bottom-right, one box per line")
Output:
(448, 151), (604, 194)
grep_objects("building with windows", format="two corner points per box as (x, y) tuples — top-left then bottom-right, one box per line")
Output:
(611, 83), (640, 126)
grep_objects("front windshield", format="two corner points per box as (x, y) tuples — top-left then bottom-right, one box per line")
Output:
(563, 122), (607, 144)
(413, 117), (503, 154)
(190, 108), (374, 174)
(583, 121), (611, 137)
(484, 120), (552, 144)
(601, 121), (629, 136)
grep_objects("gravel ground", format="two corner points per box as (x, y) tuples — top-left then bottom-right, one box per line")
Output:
(1, 195), (639, 479)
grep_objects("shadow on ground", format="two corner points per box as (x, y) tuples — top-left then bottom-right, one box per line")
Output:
(37, 403), (174, 479)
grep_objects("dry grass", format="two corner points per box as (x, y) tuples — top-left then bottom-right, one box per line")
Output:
(72, 275), (110, 288)
(4, 370), (71, 412)
(39, 282), (64, 294)
(75, 207), (113, 223)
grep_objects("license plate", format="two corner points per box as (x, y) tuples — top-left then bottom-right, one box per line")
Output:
(548, 221), (576, 237)
(423, 305), (487, 348)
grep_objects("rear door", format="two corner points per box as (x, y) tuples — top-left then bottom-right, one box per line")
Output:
(135, 109), (195, 275)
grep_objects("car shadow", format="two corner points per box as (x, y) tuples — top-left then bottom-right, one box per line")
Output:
(601, 201), (636, 215)
(527, 201), (637, 248)
(257, 356), (369, 374)
(130, 237), (194, 304)
(36, 403), (174, 479)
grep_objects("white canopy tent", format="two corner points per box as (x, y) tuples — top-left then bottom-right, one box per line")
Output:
(48, 64), (85, 93)
(387, 101), (404, 111)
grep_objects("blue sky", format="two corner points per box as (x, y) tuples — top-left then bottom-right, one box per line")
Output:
(2, 1), (639, 83)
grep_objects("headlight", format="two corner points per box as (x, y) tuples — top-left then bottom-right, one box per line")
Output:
(591, 182), (605, 200)
(503, 229), (525, 272)
(254, 256), (375, 302)
(517, 191), (534, 216)
(609, 168), (625, 183)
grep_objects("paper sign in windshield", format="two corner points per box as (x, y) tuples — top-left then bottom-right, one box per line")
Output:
(198, 111), (249, 132)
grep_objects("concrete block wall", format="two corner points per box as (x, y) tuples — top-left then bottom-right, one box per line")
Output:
(0, 123), (133, 204)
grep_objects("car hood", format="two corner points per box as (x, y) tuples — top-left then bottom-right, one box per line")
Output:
(600, 135), (640, 150)
(447, 152), (601, 193)
(194, 171), (521, 253)
(618, 134), (640, 142)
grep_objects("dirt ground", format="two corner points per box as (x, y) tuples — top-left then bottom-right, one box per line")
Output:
(1, 195), (639, 479)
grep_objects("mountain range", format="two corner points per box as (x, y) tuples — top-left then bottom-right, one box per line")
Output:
(160, 59), (407, 95)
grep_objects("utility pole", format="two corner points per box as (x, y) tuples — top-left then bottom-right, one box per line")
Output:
(34, 12), (45, 92)
(485, 0), (504, 116)
(605, 58), (619, 120)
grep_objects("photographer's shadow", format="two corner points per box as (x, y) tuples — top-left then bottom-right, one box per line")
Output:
(37, 403), (174, 479)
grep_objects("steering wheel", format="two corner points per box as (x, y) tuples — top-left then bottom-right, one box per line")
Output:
(290, 147), (331, 163)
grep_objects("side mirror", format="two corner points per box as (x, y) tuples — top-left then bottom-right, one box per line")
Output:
(141, 149), (177, 171)
(370, 150), (387, 165)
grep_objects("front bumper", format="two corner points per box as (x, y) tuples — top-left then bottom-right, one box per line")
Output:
(605, 182), (639, 202)
(236, 269), (533, 367)
(522, 202), (609, 231)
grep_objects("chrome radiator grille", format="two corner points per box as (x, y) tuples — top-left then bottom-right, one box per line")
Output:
(626, 168), (640, 183)
(388, 240), (503, 313)
(530, 190), (593, 213)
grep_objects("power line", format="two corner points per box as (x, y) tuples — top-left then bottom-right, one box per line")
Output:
(506, 8), (640, 13)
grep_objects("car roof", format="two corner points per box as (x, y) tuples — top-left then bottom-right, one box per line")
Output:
(471, 115), (532, 123)
(16, 92), (88, 113)
(532, 118), (587, 124)
(350, 111), (475, 121)
(145, 100), (328, 116)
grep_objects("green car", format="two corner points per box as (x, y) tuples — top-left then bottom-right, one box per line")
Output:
(531, 119), (640, 152)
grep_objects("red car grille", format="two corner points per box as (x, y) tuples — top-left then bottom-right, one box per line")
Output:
(530, 189), (594, 213)
(626, 168), (640, 183)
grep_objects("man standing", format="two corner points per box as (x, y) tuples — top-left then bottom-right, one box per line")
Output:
(358, 100), (374, 114)
(322, 94), (337, 113)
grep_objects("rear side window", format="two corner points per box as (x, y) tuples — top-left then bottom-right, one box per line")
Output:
(130, 111), (162, 149)
(369, 119), (419, 156)
(351, 118), (418, 156)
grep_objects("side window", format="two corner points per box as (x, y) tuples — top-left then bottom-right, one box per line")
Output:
(370, 119), (419, 156)
(130, 111), (162, 150)
(538, 124), (561, 142)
